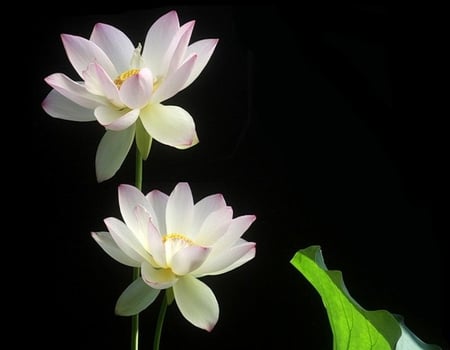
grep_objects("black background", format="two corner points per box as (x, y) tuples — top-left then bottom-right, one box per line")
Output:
(30, 4), (444, 349)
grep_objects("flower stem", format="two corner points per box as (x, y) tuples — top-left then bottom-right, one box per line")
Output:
(131, 148), (143, 350)
(153, 291), (169, 350)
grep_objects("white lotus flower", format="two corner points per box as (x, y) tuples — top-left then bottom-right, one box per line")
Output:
(42, 11), (218, 182)
(91, 182), (256, 331)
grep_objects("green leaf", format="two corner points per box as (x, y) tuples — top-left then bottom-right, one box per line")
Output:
(135, 118), (152, 160)
(290, 245), (442, 350)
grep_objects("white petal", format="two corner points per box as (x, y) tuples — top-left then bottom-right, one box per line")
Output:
(190, 194), (227, 236)
(115, 277), (160, 316)
(151, 54), (197, 103)
(193, 241), (255, 277)
(193, 206), (233, 245)
(119, 68), (153, 109)
(142, 10), (180, 77)
(170, 245), (210, 276)
(173, 275), (219, 331)
(61, 34), (117, 79)
(140, 103), (199, 149)
(90, 23), (135, 73)
(95, 126), (135, 182)
(95, 107), (139, 131)
(91, 231), (140, 267)
(183, 39), (219, 89)
(141, 262), (177, 289)
(42, 90), (95, 121)
(165, 182), (194, 235)
(44, 73), (105, 109)
(145, 190), (169, 235)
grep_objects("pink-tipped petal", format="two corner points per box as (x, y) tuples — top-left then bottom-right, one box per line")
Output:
(103, 217), (149, 262)
(90, 23), (135, 73)
(83, 62), (122, 106)
(173, 275), (219, 331)
(61, 34), (117, 79)
(95, 126), (135, 182)
(214, 215), (257, 251)
(170, 245), (211, 276)
(91, 231), (140, 267)
(151, 54), (197, 103)
(118, 184), (152, 234)
(193, 206), (233, 245)
(115, 278), (160, 316)
(142, 10), (180, 76)
(183, 38), (219, 89)
(119, 68), (153, 109)
(140, 103), (199, 149)
(190, 194), (227, 235)
(44, 73), (105, 109)
(193, 241), (256, 277)
(42, 90), (95, 121)
(141, 262), (177, 289)
(165, 182), (194, 235)
(167, 20), (195, 75)
(95, 107), (139, 131)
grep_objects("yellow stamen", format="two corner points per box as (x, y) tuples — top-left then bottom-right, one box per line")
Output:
(162, 233), (194, 245)
(114, 69), (140, 89)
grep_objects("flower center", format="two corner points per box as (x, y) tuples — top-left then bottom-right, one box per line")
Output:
(114, 69), (140, 89)
(162, 233), (194, 261)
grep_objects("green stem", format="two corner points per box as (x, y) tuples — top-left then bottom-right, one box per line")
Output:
(153, 291), (169, 350)
(131, 148), (143, 350)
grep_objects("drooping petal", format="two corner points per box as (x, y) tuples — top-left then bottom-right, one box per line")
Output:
(173, 275), (219, 331)
(145, 189), (169, 235)
(141, 262), (177, 289)
(193, 206), (233, 245)
(140, 103), (199, 149)
(142, 10), (180, 77)
(95, 106), (139, 131)
(95, 126), (135, 182)
(115, 277), (160, 316)
(192, 241), (256, 277)
(151, 54), (197, 103)
(190, 194), (227, 236)
(90, 23), (135, 73)
(61, 34), (117, 79)
(44, 73), (105, 109)
(165, 182), (194, 235)
(119, 68), (153, 109)
(183, 38), (219, 89)
(135, 118), (152, 160)
(213, 215), (257, 251)
(41, 90), (95, 121)
(83, 62), (122, 106)
(91, 231), (140, 267)
(103, 217), (148, 263)
(170, 245), (210, 276)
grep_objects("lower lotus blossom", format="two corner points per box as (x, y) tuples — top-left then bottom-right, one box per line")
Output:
(91, 182), (256, 331)
(41, 11), (218, 182)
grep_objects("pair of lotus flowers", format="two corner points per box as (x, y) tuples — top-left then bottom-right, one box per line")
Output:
(42, 10), (256, 332)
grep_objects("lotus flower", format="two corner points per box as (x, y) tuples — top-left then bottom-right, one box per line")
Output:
(42, 11), (218, 182)
(91, 182), (256, 331)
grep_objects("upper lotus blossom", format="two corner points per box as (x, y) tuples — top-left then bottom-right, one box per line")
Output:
(91, 182), (256, 331)
(42, 11), (218, 182)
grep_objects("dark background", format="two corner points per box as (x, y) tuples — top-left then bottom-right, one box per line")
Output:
(30, 5), (444, 349)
